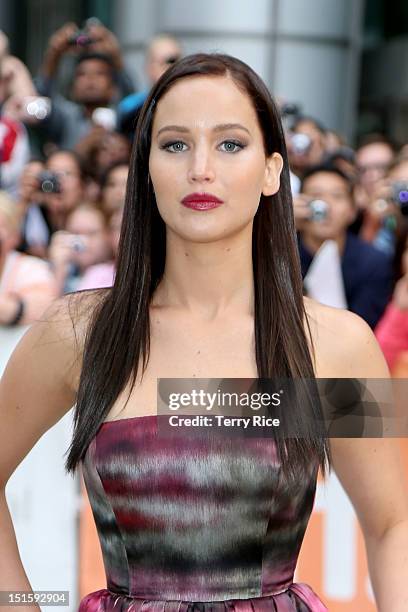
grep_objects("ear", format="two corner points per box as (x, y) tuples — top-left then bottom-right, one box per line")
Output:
(262, 152), (284, 197)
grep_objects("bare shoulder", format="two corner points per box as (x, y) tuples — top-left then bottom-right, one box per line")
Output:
(0, 289), (107, 486)
(302, 299), (408, 540)
(28, 289), (104, 390)
(303, 296), (389, 378)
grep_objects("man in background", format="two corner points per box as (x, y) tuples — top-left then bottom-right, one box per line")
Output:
(117, 33), (183, 138)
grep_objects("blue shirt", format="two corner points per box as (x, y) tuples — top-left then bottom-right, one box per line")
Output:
(298, 232), (394, 329)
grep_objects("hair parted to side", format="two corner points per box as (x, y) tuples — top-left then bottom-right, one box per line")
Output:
(65, 52), (332, 478)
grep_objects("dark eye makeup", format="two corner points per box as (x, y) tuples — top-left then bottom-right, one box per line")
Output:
(158, 139), (247, 153)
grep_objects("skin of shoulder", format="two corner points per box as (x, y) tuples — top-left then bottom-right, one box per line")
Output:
(303, 295), (390, 378)
(304, 297), (408, 543)
(0, 289), (103, 487)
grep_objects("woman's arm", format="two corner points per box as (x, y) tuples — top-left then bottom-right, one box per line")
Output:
(0, 296), (82, 610)
(328, 311), (408, 612)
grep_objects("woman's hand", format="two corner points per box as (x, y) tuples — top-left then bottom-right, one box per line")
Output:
(18, 169), (43, 207)
(48, 231), (78, 271)
(292, 193), (311, 231)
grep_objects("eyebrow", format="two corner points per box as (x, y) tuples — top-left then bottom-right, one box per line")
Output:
(157, 123), (251, 137)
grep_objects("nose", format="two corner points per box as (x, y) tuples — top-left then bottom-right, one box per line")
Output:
(187, 145), (215, 184)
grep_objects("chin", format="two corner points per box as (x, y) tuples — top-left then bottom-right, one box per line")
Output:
(312, 228), (337, 241)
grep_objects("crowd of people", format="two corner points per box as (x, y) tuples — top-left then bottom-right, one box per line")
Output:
(0, 20), (406, 372)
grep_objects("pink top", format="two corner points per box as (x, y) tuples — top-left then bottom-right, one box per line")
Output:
(375, 301), (408, 370)
(0, 250), (58, 325)
(76, 261), (116, 291)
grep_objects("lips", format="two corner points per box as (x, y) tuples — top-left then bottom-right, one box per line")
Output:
(181, 192), (224, 211)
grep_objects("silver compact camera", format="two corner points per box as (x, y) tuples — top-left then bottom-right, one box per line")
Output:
(69, 236), (86, 253)
(290, 132), (312, 156)
(308, 199), (329, 222)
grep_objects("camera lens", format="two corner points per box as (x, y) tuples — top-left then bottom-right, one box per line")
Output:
(41, 179), (54, 193)
(291, 133), (312, 155)
(309, 199), (328, 222)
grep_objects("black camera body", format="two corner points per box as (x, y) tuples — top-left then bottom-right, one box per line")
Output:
(68, 17), (100, 47)
(68, 30), (94, 46)
(37, 171), (61, 194)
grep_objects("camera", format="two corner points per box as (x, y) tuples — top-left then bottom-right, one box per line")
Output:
(68, 18), (100, 46)
(37, 171), (61, 194)
(69, 235), (86, 253)
(308, 199), (329, 222)
(391, 181), (408, 216)
(164, 54), (181, 65)
(68, 30), (94, 46)
(290, 132), (312, 156)
(280, 102), (301, 118)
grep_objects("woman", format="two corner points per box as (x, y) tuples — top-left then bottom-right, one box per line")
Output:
(0, 191), (58, 325)
(48, 203), (112, 295)
(376, 230), (408, 371)
(76, 204), (123, 290)
(99, 161), (129, 217)
(0, 53), (407, 612)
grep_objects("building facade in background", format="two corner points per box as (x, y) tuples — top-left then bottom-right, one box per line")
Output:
(2, 0), (407, 145)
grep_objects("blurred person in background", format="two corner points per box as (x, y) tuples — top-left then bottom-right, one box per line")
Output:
(41, 148), (86, 231)
(325, 146), (357, 182)
(324, 128), (347, 153)
(74, 125), (130, 198)
(48, 202), (112, 294)
(36, 19), (135, 96)
(99, 161), (129, 217)
(376, 229), (408, 371)
(117, 33), (183, 139)
(35, 50), (118, 150)
(15, 158), (47, 257)
(77, 203), (124, 290)
(15, 150), (86, 258)
(294, 163), (393, 328)
(0, 30), (37, 104)
(354, 134), (396, 214)
(0, 190), (57, 325)
(0, 32), (32, 197)
(9, 20), (134, 152)
(357, 151), (408, 258)
(286, 115), (327, 180)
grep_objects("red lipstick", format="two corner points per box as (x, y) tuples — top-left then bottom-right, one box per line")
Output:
(181, 192), (224, 211)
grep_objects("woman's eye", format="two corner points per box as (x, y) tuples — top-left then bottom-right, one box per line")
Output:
(219, 140), (244, 153)
(161, 141), (187, 153)
(160, 140), (245, 153)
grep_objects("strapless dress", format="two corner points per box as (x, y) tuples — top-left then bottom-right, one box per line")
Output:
(79, 414), (327, 611)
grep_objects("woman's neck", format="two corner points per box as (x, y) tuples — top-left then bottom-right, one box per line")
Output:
(152, 227), (255, 319)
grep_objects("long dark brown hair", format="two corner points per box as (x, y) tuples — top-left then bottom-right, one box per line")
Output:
(65, 53), (331, 478)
